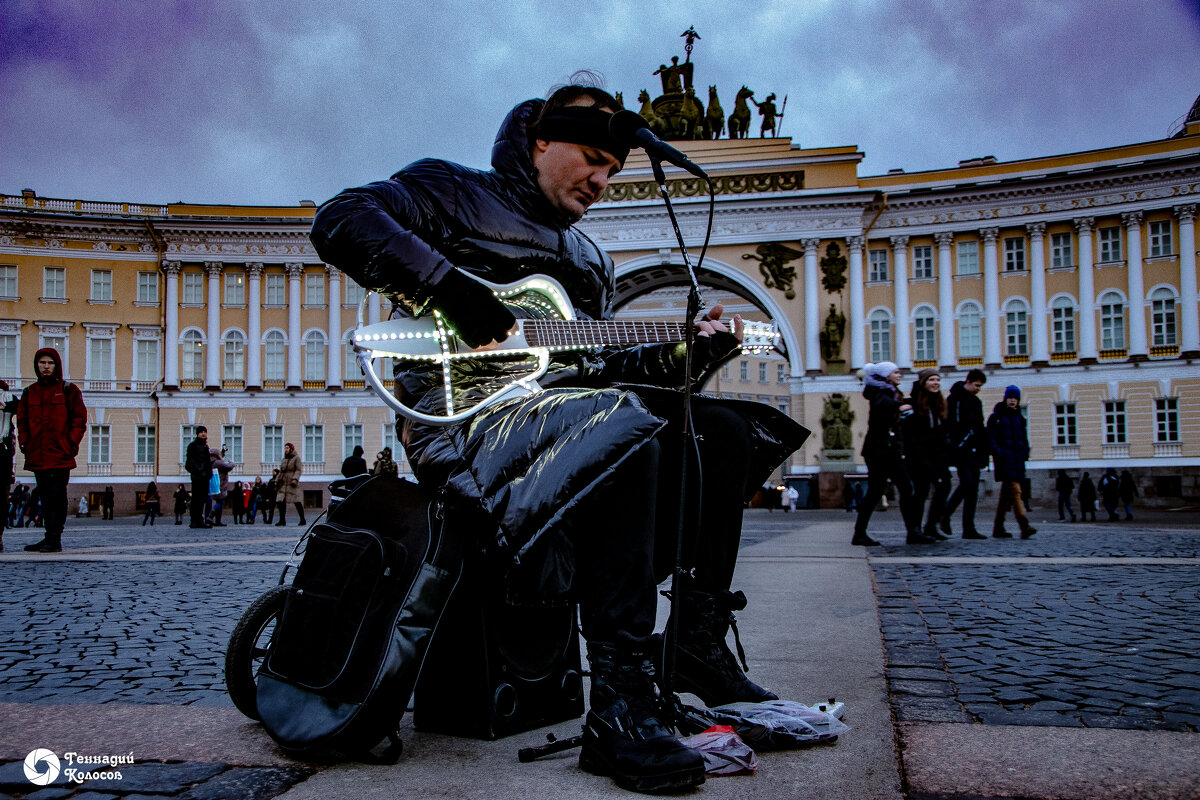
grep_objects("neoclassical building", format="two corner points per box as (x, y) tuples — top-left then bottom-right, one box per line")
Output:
(2, 96), (1197, 512)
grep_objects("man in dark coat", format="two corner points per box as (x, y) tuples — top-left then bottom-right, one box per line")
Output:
(942, 368), (989, 539)
(183, 426), (212, 529)
(340, 444), (368, 478)
(17, 347), (87, 552)
(310, 81), (807, 792)
(987, 385), (1036, 539)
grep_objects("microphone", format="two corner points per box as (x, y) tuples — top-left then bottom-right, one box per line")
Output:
(609, 110), (709, 180)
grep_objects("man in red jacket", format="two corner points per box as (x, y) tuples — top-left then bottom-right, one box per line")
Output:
(17, 348), (87, 552)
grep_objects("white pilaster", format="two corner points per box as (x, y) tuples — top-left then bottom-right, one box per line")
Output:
(326, 265), (342, 388)
(1075, 217), (1097, 360)
(163, 261), (180, 388)
(891, 236), (910, 366)
(803, 238), (820, 373)
(1123, 211), (1147, 357)
(286, 262), (303, 388)
(848, 236), (865, 369)
(204, 261), (222, 388)
(1176, 205), (1199, 355)
(1028, 223), (1049, 363)
(981, 228), (1001, 365)
(935, 233), (955, 367)
(247, 263), (263, 387)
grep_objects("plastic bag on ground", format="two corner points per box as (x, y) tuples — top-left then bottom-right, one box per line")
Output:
(678, 725), (757, 776)
(676, 699), (850, 750)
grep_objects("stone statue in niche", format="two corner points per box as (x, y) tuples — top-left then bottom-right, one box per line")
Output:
(821, 241), (847, 294)
(820, 303), (846, 367)
(821, 393), (855, 452)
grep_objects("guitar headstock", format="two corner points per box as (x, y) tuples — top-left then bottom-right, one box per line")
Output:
(740, 321), (781, 354)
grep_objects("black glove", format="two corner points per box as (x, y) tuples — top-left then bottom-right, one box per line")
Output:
(429, 269), (516, 349)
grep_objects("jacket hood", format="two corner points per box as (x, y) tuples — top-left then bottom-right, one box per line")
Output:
(491, 98), (570, 226)
(33, 347), (63, 384)
(992, 400), (1021, 415)
(948, 380), (967, 396)
(863, 371), (895, 392)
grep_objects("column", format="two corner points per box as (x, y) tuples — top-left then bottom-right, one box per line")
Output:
(246, 263), (263, 388)
(981, 228), (1002, 366)
(1027, 223), (1049, 364)
(1176, 205), (1199, 356)
(286, 262), (303, 388)
(848, 236), (865, 369)
(935, 233), (955, 367)
(1075, 217), (1097, 360)
(204, 261), (222, 389)
(1123, 211), (1147, 357)
(163, 261), (181, 388)
(326, 265), (343, 388)
(803, 238), (820, 373)
(891, 236), (910, 366)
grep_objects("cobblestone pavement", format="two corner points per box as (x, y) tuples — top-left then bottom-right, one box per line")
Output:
(859, 511), (1200, 734)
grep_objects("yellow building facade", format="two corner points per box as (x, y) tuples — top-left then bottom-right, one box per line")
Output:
(1, 101), (1197, 512)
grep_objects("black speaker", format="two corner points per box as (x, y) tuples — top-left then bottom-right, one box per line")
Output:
(413, 557), (584, 740)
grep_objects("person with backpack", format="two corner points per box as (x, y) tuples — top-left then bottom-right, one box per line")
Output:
(986, 385), (1036, 539)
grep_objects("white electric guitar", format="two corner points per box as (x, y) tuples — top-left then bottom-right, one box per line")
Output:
(354, 274), (780, 425)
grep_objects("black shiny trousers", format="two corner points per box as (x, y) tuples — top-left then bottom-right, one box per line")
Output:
(569, 403), (755, 643)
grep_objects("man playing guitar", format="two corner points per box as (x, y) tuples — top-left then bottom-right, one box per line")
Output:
(310, 76), (807, 793)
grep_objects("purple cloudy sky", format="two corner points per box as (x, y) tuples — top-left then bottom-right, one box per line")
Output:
(2, 0), (1198, 206)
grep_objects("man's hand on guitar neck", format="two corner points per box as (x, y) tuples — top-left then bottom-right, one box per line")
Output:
(695, 304), (744, 343)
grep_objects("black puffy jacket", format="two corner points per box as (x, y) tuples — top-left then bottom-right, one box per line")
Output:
(311, 99), (808, 597)
(986, 401), (1030, 482)
(860, 376), (906, 460)
(946, 380), (989, 467)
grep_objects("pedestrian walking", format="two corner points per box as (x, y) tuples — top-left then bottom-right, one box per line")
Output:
(208, 445), (234, 527)
(142, 481), (160, 526)
(101, 486), (114, 520)
(1118, 470), (1138, 521)
(903, 368), (952, 541)
(1055, 470), (1076, 522)
(1098, 468), (1120, 521)
(942, 369), (989, 539)
(229, 480), (245, 524)
(8, 484), (28, 529)
(785, 484), (799, 511)
(0, 380), (17, 552)
(852, 362), (930, 546)
(1077, 472), (1098, 522)
(184, 427), (213, 528)
(261, 470), (278, 523)
(986, 385), (1036, 539)
(16, 347), (87, 552)
(274, 442), (305, 526)
(246, 477), (263, 524)
(173, 484), (189, 525)
(340, 445), (368, 478)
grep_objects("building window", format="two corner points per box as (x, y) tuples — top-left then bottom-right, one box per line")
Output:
(913, 308), (937, 361)
(344, 340), (360, 381)
(345, 279), (366, 306)
(1104, 400), (1127, 444)
(135, 425), (156, 464)
(304, 331), (326, 381)
(264, 331), (286, 382)
(868, 309), (892, 362)
(89, 424), (111, 464)
(137, 271), (159, 303)
(868, 249), (889, 282)
(0, 334), (16, 379)
(343, 424), (364, 458)
(1150, 287), (1178, 346)
(0, 265), (16, 298)
(958, 303), (983, 358)
(1050, 232), (1073, 268)
(43, 267), (66, 299)
(304, 272), (325, 305)
(776, 362), (786, 383)
(223, 271), (246, 305)
(40, 334), (65, 361)
(1054, 403), (1077, 446)
(1148, 220), (1173, 257)
(739, 360), (748, 382)
(1003, 238), (1025, 271)
(1155, 397), (1179, 443)
(88, 336), (114, 380)
(223, 331), (246, 381)
(758, 362), (767, 383)
(382, 423), (396, 455)
(181, 330), (204, 381)
(1051, 297), (1076, 353)
(90, 269), (113, 301)
(222, 425), (243, 464)
(1098, 226), (1122, 262)
(182, 271), (204, 304)
(1004, 300), (1029, 356)
(1099, 292), (1126, 349)
(135, 338), (160, 382)
(265, 273), (286, 305)
(263, 425), (284, 465)
(303, 424), (324, 465)
(956, 241), (979, 275)
(911, 245), (934, 279)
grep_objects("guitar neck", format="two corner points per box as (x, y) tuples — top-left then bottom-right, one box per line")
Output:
(522, 319), (688, 349)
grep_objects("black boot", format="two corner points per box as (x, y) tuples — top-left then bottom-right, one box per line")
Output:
(579, 638), (705, 793)
(666, 589), (777, 708)
(294, 502), (306, 525)
(23, 536), (49, 552)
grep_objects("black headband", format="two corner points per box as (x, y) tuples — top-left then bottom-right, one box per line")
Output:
(532, 105), (629, 165)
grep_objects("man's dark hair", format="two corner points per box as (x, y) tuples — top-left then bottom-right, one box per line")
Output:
(195, 425), (207, 434)
(531, 70), (622, 141)
(966, 368), (987, 384)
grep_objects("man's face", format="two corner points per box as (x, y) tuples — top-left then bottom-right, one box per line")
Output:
(1006, 396), (1020, 409)
(197, 430), (208, 442)
(36, 356), (55, 378)
(964, 380), (984, 395)
(532, 138), (621, 221)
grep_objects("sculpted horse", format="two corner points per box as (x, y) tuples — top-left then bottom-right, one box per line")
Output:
(637, 89), (666, 137)
(728, 86), (754, 139)
(705, 86), (725, 139)
(680, 86), (705, 139)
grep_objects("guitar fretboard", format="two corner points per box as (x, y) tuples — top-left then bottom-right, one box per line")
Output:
(523, 320), (688, 349)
